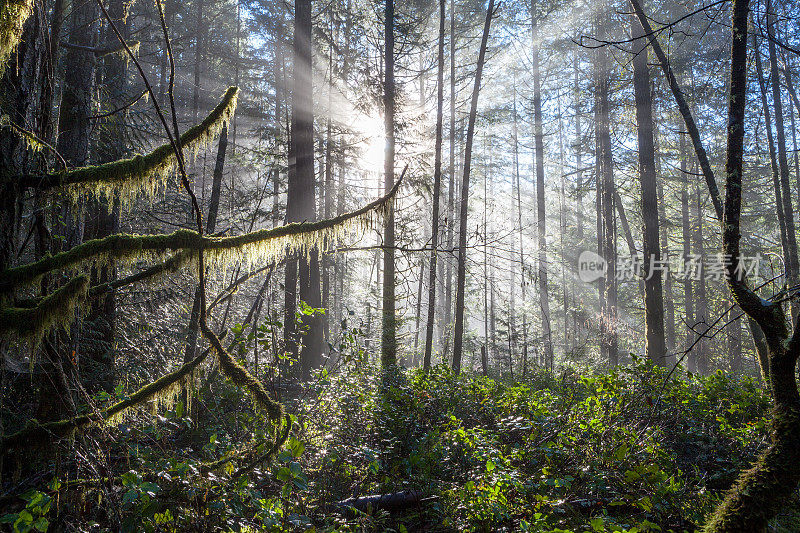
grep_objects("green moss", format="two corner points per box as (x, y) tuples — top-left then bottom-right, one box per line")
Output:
(0, 230), (201, 293)
(0, 0), (33, 74)
(25, 87), (238, 206)
(201, 320), (283, 421)
(703, 405), (800, 532)
(1, 176), (400, 294)
(0, 275), (89, 340)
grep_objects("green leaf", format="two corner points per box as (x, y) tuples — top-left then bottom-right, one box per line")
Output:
(276, 467), (292, 483)
(32, 518), (48, 532)
(122, 489), (138, 506)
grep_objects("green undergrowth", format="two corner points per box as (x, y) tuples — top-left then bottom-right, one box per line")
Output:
(3, 358), (794, 532)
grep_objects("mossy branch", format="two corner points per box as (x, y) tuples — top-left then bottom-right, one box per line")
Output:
(60, 39), (140, 57)
(0, 0), (33, 74)
(201, 318), (282, 420)
(0, 335), (219, 451)
(16, 87), (238, 205)
(0, 174), (402, 294)
(0, 276), (89, 339)
(200, 414), (291, 476)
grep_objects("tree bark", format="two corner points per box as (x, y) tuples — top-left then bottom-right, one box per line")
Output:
(451, 0), (494, 373)
(705, 1), (800, 528)
(766, 0), (799, 319)
(632, 13), (666, 365)
(680, 127), (695, 371)
(693, 184), (708, 374)
(423, 0), (446, 370)
(532, 17), (553, 370)
(755, 31), (790, 282)
(594, 13), (618, 365)
(286, 0), (324, 379)
(381, 0), (397, 366)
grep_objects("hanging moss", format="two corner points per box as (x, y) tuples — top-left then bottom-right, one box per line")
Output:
(0, 176), (401, 294)
(0, 0), (33, 74)
(19, 87), (238, 206)
(0, 338), (214, 450)
(201, 319), (282, 420)
(0, 230), (199, 293)
(0, 276), (89, 340)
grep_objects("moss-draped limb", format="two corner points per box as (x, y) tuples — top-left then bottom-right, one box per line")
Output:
(1, 175), (401, 293)
(201, 318), (282, 421)
(0, 337), (219, 451)
(0, 230), (202, 293)
(230, 415), (291, 478)
(0, 0), (32, 73)
(16, 87), (238, 204)
(200, 414), (291, 476)
(0, 276), (89, 338)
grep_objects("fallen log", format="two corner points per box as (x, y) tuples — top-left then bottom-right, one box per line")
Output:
(333, 490), (438, 515)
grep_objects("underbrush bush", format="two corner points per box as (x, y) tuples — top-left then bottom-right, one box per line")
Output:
(1, 355), (781, 532)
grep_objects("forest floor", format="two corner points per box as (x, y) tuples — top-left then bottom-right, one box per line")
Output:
(3, 361), (798, 532)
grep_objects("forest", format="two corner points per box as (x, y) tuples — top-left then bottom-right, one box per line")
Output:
(1, 0), (800, 529)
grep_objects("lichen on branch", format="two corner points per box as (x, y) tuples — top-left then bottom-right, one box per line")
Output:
(0, 0), (33, 74)
(18, 87), (238, 206)
(0, 275), (89, 339)
(0, 176), (401, 294)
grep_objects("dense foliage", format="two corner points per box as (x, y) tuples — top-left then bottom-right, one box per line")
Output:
(2, 355), (788, 532)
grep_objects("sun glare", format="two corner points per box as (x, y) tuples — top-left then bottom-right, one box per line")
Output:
(358, 115), (386, 173)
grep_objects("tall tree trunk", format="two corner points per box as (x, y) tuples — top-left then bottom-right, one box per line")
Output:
(441, 0), (456, 354)
(755, 32), (790, 286)
(594, 13), (618, 365)
(693, 184), (708, 374)
(706, 2), (800, 528)
(192, 0), (205, 123)
(512, 79), (528, 374)
(322, 37), (335, 347)
(82, 0), (131, 393)
(483, 136), (491, 372)
(451, 0), (494, 373)
(532, 18), (553, 370)
(558, 98), (568, 365)
(767, 0), (799, 319)
(658, 167), (676, 358)
(381, 0), (397, 366)
(574, 52), (584, 241)
(44, 0), (100, 418)
(679, 126), (695, 371)
(423, 0), (446, 370)
(413, 257), (425, 364)
(632, 13), (666, 365)
(286, 0), (323, 379)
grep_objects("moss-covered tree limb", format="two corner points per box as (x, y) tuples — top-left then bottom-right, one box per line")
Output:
(230, 416), (291, 478)
(200, 413), (291, 476)
(0, 0), (33, 73)
(0, 334), (222, 451)
(201, 318), (282, 421)
(15, 87), (238, 202)
(0, 276), (89, 338)
(0, 175), (402, 293)
(60, 39), (140, 57)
